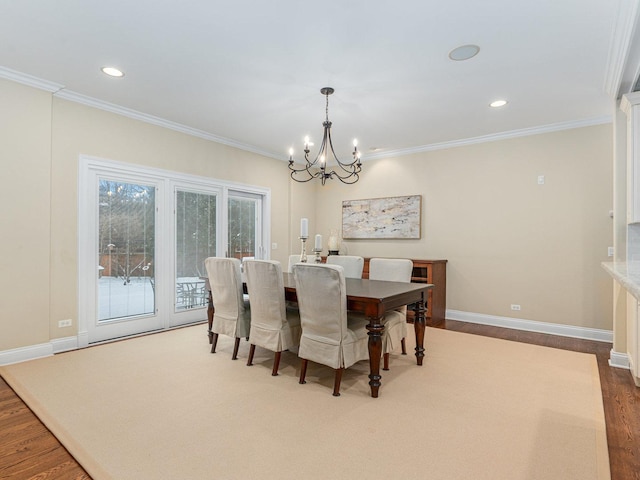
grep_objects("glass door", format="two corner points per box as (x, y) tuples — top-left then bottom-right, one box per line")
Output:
(173, 188), (218, 321)
(90, 177), (163, 342)
(228, 191), (263, 260)
(79, 157), (270, 344)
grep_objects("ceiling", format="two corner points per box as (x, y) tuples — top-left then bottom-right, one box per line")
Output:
(0, 1), (638, 162)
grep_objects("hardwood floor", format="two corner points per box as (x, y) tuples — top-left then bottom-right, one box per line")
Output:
(0, 319), (638, 480)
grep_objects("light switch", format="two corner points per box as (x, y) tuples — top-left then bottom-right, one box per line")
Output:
(537, 175), (545, 185)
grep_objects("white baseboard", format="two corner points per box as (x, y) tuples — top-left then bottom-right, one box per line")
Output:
(0, 336), (80, 366)
(0, 342), (53, 366)
(51, 336), (79, 354)
(445, 309), (613, 343)
(608, 349), (630, 369)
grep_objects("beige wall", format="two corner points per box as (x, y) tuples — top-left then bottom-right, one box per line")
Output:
(0, 79), (52, 350)
(1, 80), (298, 351)
(315, 126), (613, 331)
(0, 76), (613, 354)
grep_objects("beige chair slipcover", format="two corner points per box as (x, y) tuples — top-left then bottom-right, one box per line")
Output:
(369, 258), (413, 370)
(325, 255), (364, 279)
(204, 257), (251, 359)
(287, 254), (301, 273)
(292, 262), (369, 396)
(244, 260), (301, 375)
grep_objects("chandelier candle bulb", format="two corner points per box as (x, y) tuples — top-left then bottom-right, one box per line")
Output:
(315, 234), (322, 251)
(300, 218), (309, 238)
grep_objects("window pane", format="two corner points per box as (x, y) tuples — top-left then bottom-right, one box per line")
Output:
(228, 196), (257, 260)
(176, 190), (216, 310)
(98, 180), (155, 321)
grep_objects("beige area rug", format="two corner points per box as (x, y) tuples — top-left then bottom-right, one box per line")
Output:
(1, 325), (609, 480)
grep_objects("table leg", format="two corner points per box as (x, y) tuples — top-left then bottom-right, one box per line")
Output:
(366, 317), (383, 398)
(207, 290), (214, 344)
(412, 297), (426, 365)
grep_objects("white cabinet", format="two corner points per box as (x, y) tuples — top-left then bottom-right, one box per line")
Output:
(621, 92), (640, 224)
(627, 293), (640, 386)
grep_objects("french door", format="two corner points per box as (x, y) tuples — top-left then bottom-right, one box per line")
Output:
(79, 157), (269, 345)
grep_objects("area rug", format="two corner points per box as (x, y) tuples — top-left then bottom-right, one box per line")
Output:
(0, 325), (610, 480)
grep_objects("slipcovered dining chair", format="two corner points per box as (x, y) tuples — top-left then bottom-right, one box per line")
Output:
(287, 254), (301, 273)
(204, 257), (251, 359)
(292, 263), (369, 396)
(369, 258), (414, 370)
(244, 260), (302, 376)
(325, 255), (364, 279)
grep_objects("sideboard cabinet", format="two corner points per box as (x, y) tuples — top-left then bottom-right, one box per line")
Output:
(361, 258), (447, 326)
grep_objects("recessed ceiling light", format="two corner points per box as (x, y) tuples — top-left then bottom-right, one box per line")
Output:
(101, 66), (124, 78)
(490, 99), (508, 108)
(448, 44), (480, 61)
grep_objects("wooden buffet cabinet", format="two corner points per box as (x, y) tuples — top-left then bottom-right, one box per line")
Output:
(361, 258), (447, 326)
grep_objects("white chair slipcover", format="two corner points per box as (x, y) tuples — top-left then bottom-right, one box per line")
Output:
(292, 262), (369, 396)
(325, 255), (364, 279)
(204, 257), (251, 359)
(244, 260), (301, 375)
(369, 258), (413, 370)
(287, 254), (301, 273)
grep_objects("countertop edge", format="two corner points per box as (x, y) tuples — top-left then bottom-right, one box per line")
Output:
(602, 262), (640, 300)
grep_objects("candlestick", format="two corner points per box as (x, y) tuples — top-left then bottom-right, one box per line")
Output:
(299, 236), (308, 263)
(300, 218), (308, 238)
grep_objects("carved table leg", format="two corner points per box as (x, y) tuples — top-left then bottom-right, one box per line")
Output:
(366, 317), (384, 398)
(207, 290), (214, 344)
(413, 297), (426, 365)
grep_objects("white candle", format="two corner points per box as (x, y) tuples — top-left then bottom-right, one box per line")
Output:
(328, 235), (339, 251)
(315, 234), (322, 250)
(300, 218), (308, 238)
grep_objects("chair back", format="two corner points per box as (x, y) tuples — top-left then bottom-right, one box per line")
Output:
(286, 254), (302, 273)
(325, 255), (364, 279)
(204, 257), (250, 338)
(244, 259), (287, 332)
(292, 263), (349, 367)
(369, 258), (413, 283)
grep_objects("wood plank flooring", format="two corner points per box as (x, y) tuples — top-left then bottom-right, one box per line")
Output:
(0, 319), (638, 480)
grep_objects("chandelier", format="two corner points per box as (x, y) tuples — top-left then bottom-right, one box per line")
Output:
(288, 87), (362, 185)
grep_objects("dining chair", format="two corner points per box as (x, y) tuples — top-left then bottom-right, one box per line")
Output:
(325, 255), (364, 279)
(243, 259), (301, 376)
(204, 257), (251, 359)
(287, 254), (301, 273)
(369, 258), (414, 370)
(292, 262), (369, 396)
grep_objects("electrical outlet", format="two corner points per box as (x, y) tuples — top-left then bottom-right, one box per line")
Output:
(537, 175), (545, 185)
(58, 319), (73, 328)
(608, 247), (614, 257)
(272, 243), (278, 250)
(510, 304), (521, 311)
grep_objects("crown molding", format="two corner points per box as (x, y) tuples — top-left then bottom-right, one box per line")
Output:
(53, 89), (280, 161)
(0, 65), (615, 164)
(0, 65), (64, 92)
(604, 0), (640, 98)
(363, 116), (613, 161)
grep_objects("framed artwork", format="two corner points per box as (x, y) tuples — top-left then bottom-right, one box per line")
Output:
(342, 195), (421, 239)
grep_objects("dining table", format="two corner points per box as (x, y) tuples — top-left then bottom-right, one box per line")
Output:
(205, 272), (433, 398)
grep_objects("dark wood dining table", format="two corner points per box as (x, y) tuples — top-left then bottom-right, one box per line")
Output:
(206, 273), (433, 398)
